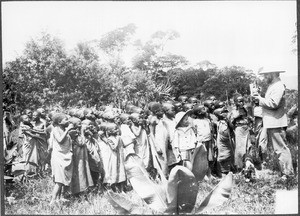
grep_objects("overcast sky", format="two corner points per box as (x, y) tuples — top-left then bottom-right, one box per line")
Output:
(2, 1), (298, 89)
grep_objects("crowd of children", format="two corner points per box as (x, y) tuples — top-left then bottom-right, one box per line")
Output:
(3, 94), (298, 204)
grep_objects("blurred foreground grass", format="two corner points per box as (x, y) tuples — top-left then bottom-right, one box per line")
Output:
(4, 168), (298, 215)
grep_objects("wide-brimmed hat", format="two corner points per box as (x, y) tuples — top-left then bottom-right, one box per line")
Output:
(258, 66), (285, 75)
(259, 70), (285, 74)
(175, 109), (193, 128)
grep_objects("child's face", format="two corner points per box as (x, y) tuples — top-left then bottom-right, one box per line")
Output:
(109, 126), (120, 136)
(25, 110), (32, 119)
(180, 115), (190, 127)
(76, 122), (82, 130)
(155, 108), (164, 119)
(131, 117), (139, 124)
(22, 115), (30, 123)
(86, 111), (96, 120)
(59, 117), (69, 127)
(221, 112), (228, 119)
(293, 116), (298, 125)
(32, 112), (40, 121)
(196, 107), (207, 117)
(174, 103), (183, 113)
(237, 99), (244, 108)
(165, 106), (175, 118)
(123, 118), (130, 125)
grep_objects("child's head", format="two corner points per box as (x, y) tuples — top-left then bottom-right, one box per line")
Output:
(209, 95), (216, 102)
(69, 117), (82, 130)
(82, 119), (97, 136)
(173, 101), (183, 113)
(20, 114), (30, 124)
(84, 108), (96, 120)
(53, 113), (69, 127)
(47, 110), (56, 122)
(129, 113), (140, 125)
(214, 107), (228, 120)
(68, 117), (82, 138)
(178, 95), (188, 104)
(32, 111), (41, 121)
(106, 123), (120, 136)
(74, 108), (85, 120)
(23, 109), (33, 120)
(162, 103), (175, 119)
(215, 101), (225, 109)
(188, 96), (198, 106)
(68, 108), (78, 117)
(119, 113), (130, 125)
(204, 100), (215, 113)
(252, 97), (259, 106)
(102, 111), (116, 123)
(142, 109), (151, 119)
(235, 96), (244, 108)
(182, 103), (193, 112)
(131, 106), (143, 115)
(193, 105), (207, 118)
(37, 108), (46, 119)
(149, 102), (164, 119)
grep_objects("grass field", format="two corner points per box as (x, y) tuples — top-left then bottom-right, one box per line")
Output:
(4, 166), (298, 215)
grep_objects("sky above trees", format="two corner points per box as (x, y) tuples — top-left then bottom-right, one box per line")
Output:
(2, 1), (297, 89)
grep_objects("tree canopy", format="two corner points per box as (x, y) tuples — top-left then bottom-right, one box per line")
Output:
(3, 25), (295, 112)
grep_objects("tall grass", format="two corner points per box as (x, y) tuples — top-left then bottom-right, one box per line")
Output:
(4, 167), (298, 215)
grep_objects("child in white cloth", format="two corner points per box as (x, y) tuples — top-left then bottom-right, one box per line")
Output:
(172, 110), (197, 169)
(50, 113), (74, 205)
(104, 123), (126, 192)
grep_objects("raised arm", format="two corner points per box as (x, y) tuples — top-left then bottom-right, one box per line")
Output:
(52, 124), (73, 144)
(130, 124), (142, 137)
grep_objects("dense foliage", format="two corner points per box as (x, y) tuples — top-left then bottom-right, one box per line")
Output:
(3, 25), (297, 112)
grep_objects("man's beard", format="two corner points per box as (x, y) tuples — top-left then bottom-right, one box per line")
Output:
(265, 76), (273, 84)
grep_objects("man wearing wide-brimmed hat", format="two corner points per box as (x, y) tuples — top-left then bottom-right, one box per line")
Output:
(252, 68), (294, 178)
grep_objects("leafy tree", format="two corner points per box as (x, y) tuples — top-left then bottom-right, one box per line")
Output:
(168, 67), (216, 98)
(3, 59), (25, 111)
(99, 23), (137, 54)
(132, 30), (183, 74)
(3, 32), (68, 110)
(5, 25), (289, 114)
(201, 66), (255, 101)
(97, 24), (137, 107)
(57, 42), (112, 107)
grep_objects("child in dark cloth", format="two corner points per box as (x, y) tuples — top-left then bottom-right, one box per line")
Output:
(19, 114), (43, 176)
(81, 119), (103, 188)
(69, 117), (94, 195)
(214, 107), (235, 176)
(192, 105), (217, 176)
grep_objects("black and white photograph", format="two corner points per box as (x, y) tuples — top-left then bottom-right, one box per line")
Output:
(2, 1), (298, 215)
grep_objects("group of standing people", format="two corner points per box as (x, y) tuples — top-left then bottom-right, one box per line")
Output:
(3, 68), (297, 205)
